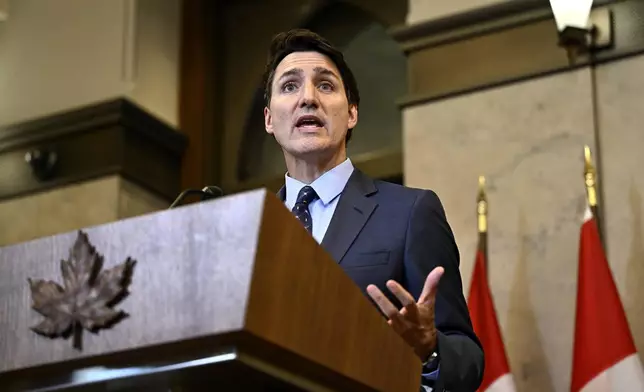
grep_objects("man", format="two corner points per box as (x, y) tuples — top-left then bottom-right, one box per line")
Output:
(263, 28), (484, 391)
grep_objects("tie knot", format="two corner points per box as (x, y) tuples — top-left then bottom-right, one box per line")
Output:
(296, 185), (318, 205)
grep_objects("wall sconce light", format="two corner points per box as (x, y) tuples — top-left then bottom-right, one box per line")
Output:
(549, 0), (614, 63)
(25, 149), (58, 181)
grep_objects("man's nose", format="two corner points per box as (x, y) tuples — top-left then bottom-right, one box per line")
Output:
(299, 81), (319, 108)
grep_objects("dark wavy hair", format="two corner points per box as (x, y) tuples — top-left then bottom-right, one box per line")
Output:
(262, 29), (360, 142)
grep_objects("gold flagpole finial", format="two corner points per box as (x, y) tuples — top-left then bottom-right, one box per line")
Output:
(584, 145), (598, 207)
(477, 176), (487, 233)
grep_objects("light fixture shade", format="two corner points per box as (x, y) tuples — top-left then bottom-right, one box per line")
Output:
(549, 0), (594, 31)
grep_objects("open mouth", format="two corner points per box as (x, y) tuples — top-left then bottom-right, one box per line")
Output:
(295, 115), (324, 129)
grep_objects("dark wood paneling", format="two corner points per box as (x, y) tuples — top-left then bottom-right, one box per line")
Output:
(179, 0), (222, 191)
(0, 98), (187, 202)
(391, 0), (644, 108)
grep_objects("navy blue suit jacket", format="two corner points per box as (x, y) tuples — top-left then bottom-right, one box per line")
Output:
(279, 168), (484, 391)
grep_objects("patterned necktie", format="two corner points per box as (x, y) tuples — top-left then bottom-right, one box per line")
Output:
(292, 185), (318, 233)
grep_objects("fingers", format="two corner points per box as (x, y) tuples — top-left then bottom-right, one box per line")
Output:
(368, 282), (420, 326)
(386, 280), (419, 319)
(418, 266), (445, 304)
(386, 280), (415, 306)
(366, 284), (401, 320)
(369, 267), (444, 319)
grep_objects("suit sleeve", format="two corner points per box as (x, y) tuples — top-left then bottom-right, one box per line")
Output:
(403, 189), (484, 391)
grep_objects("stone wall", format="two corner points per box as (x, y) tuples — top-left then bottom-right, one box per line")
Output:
(402, 2), (644, 391)
(0, 176), (166, 248)
(0, 0), (180, 128)
(403, 38), (644, 392)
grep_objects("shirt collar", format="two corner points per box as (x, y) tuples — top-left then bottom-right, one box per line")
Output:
(285, 158), (354, 207)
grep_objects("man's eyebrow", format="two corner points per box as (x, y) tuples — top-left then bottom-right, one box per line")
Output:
(278, 68), (302, 81)
(277, 66), (340, 81)
(314, 66), (340, 79)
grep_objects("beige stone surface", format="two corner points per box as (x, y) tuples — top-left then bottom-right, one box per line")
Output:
(403, 69), (596, 391)
(0, 176), (169, 248)
(0, 0), (181, 128)
(126, 0), (181, 127)
(0, 176), (120, 247)
(117, 177), (169, 219)
(595, 54), (644, 360)
(406, 0), (511, 25)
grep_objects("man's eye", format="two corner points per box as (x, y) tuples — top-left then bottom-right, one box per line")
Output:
(282, 82), (297, 93)
(319, 82), (333, 92)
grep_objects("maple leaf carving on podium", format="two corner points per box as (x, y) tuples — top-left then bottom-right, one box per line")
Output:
(27, 230), (136, 350)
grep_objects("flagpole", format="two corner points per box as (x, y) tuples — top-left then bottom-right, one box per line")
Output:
(584, 145), (604, 248)
(477, 175), (488, 277)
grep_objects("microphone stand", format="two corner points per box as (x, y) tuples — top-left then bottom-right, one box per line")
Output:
(168, 186), (224, 209)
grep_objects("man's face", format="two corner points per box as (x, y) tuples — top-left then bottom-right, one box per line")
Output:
(264, 51), (358, 159)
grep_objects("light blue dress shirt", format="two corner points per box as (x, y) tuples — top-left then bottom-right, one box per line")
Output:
(284, 157), (438, 391)
(284, 157), (355, 244)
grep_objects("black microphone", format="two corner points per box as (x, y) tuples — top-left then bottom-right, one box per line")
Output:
(168, 185), (224, 209)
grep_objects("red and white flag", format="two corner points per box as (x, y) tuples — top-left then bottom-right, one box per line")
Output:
(570, 206), (644, 392)
(468, 248), (516, 392)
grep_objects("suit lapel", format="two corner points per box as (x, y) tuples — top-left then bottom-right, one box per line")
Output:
(277, 185), (286, 202)
(321, 169), (378, 264)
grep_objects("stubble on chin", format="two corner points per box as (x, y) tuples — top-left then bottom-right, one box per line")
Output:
(286, 137), (333, 158)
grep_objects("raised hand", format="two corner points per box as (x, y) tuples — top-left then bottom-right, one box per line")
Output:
(366, 266), (444, 360)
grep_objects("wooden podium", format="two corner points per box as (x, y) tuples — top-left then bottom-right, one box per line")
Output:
(0, 189), (422, 391)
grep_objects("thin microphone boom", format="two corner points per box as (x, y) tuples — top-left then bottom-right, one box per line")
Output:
(168, 185), (224, 209)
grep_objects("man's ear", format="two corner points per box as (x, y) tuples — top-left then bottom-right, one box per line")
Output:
(264, 107), (273, 134)
(347, 104), (358, 130)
